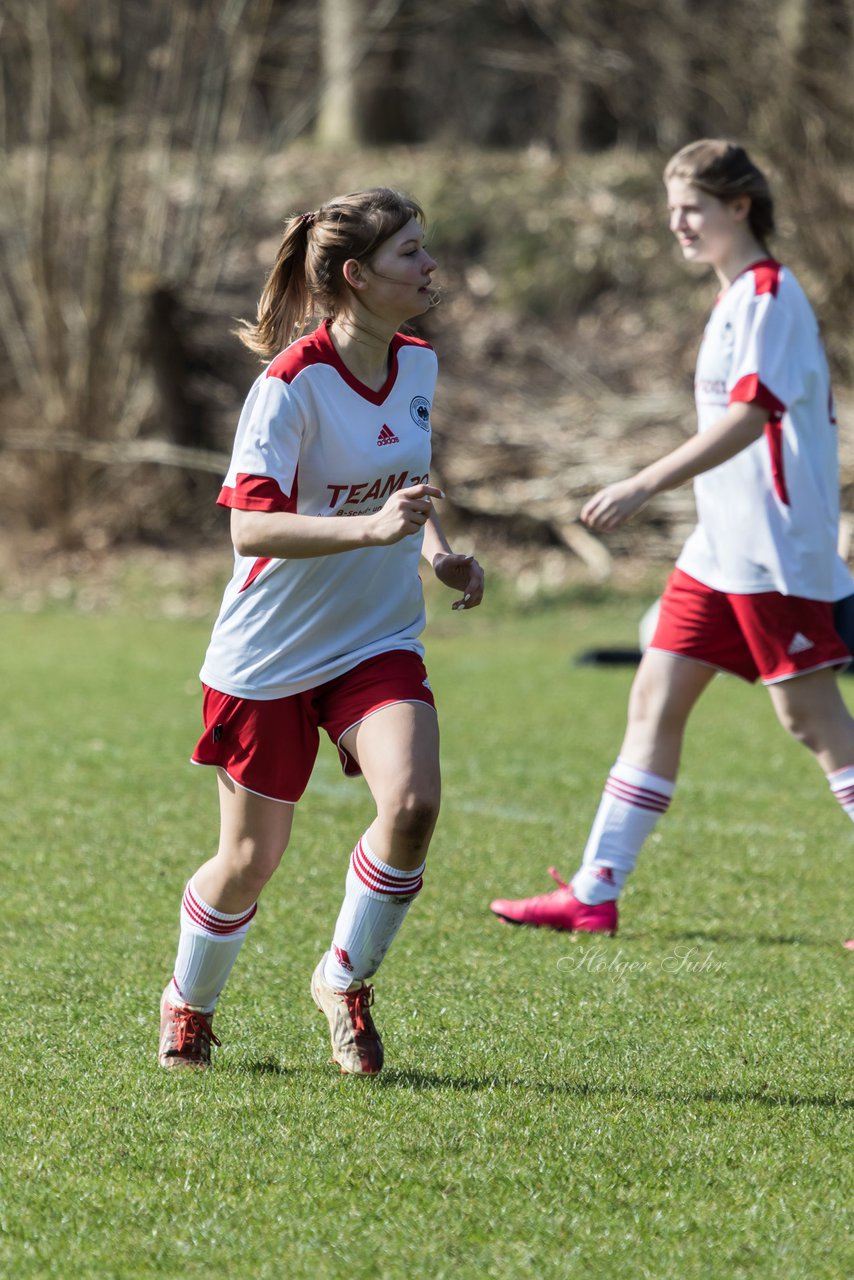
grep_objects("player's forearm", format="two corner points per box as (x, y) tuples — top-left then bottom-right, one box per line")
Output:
(635, 401), (768, 498)
(421, 507), (452, 566)
(231, 508), (375, 559)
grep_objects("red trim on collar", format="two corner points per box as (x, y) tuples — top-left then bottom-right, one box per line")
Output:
(265, 319), (431, 407)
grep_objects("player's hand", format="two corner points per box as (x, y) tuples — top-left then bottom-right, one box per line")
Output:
(432, 552), (485, 610)
(368, 484), (445, 545)
(580, 478), (651, 531)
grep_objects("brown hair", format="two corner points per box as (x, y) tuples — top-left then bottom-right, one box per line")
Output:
(235, 187), (425, 360)
(664, 140), (775, 249)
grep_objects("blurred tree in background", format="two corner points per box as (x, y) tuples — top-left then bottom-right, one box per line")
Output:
(1, 0), (853, 578)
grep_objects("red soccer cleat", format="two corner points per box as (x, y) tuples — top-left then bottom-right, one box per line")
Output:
(311, 955), (384, 1075)
(490, 867), (618, 935)
(158, 987), (221, 1069)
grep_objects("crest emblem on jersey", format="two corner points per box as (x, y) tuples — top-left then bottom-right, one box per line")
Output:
(720, 319), (734, 362)
(410, 396), (431, 431)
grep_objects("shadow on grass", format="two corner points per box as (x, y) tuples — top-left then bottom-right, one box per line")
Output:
(377, 1068), (851, 1110)
(240, 1058), (295, 1077)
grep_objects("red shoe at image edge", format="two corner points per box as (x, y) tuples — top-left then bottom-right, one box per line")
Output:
(489, 868), (618, 935)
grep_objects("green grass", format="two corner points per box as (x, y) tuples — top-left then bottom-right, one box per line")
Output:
(1, 593), (852, 1280)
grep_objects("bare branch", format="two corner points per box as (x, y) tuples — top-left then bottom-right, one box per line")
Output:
(2, 431), (230, 475)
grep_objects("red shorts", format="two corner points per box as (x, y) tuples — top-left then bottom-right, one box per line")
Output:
(650, 568), (851, 684)
(191, 650), (436, 803)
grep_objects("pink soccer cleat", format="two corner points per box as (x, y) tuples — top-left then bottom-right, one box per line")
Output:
(489, 867), (618, 935)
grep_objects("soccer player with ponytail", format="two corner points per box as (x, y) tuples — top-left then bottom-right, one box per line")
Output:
(158, 188), (484, 1072)
(491, 141), (854, 942)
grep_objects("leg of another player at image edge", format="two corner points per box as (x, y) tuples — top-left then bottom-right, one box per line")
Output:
(827, 766), (854, 952)
(311, 834), (425, 1075)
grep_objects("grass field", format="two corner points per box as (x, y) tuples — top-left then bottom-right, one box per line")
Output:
(1, 588), (852, 1279)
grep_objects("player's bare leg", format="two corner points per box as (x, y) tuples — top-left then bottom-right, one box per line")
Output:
(618, 649), (719, 780)
(766, 667), (854, 775)
(160, 773), (294, 1068)
(346, 699), (441, 871)
(313, 701), (440, 1073)
(768, 670), (854, 942)
(490, 652), (717, 931)
(194, 770), (295, 912)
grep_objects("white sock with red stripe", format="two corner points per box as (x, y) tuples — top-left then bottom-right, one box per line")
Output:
(827, 764), (854, 821)
(168, 878), (257, 1012)
(323, 834), (424, 991)
(571, 758), (675, 905)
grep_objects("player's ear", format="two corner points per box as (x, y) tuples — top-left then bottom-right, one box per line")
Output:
(342, 258), (367, 291)
(731, 196), (751, 224)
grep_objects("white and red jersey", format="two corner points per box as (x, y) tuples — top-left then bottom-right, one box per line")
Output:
(200, 320), (437, 699)
(677, 259), (853, 600)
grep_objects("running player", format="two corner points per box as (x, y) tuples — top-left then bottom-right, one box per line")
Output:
(490, 140), (854, 940)
(158, 188), (484, 1072)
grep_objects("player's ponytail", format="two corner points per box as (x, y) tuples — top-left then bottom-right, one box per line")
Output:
(234, 213), (314, 359)
(235, 188), (425, 362)
(664, 140), (776, 251)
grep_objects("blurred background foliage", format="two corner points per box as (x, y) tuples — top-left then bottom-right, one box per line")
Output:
(1, 0), (853, 594)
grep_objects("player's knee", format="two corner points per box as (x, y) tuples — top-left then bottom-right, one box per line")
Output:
(628, 684), (686, 738)
(388, 792), (440, 851)
(217, 836), (286, 896)
(776, 707), (822, 753)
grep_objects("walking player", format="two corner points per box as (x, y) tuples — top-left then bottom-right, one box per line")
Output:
(491, 140), (854, 939)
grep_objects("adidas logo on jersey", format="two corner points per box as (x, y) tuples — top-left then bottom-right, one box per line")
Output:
(376, 424), (399, 446)
(787, 631), (815, 655)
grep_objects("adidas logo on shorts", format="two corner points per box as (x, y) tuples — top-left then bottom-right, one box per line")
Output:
(787, 631), (815, 655)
